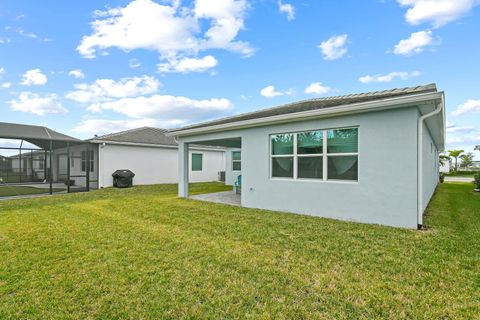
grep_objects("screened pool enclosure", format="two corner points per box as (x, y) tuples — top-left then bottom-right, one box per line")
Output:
(0, 122), (95, 198)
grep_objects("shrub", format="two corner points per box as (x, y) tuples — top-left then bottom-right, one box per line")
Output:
(474, 172), (480, 190)
(439, 172), (445, 183)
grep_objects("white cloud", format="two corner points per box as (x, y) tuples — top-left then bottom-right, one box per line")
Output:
(1, 82), (11, 89)
(86, 95), (233, 120)
(397, 0), (479, 28)
(9, 92), (67, 116)
(393, 30), (438, 56)
(278, 1), (295, 21)
(452, 99), (480, 116)
(14, 28), (50, 42)
(72, 118), (185, 135)
(158, 55), (218, 73)
(68, 69), (85, 79)
(304, 82), (331, 95)
(318, 34), (348, 60)
(0, 67), (5, 76)
(20, 68), (48, 86)
(77, 0), (252, 72)
(260, 85), (284, 98)
(359, 71), (421, 83)
(66, 75), (161, 103)
(129, 59), (141, 68)
(67, 74), (233, 125)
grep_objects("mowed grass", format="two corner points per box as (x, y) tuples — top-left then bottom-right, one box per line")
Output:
(0, 186), (64, 197)
(0, 182), (479, 319)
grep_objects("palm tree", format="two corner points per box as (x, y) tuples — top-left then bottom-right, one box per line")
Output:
(448, 150), (464, 172)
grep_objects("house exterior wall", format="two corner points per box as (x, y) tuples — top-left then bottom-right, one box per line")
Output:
(422, 122), (439, 212)
(98, 144), (225, 188)
(178, 106), (423, 228)
(225, 148), (242, 186)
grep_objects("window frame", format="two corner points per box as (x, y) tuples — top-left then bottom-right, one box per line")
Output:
(232, 151), (241, 171)
(269, 126), (359, 182)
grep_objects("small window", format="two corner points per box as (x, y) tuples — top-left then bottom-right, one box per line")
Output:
(192, 153), (203, 171)
(71, 152), (74, 168)
(81, 150), (94, 172)
(232, 151), (241, 171)
(272, 157), (294, 178)
(271, 133), (293, 155)
(38, 156), (44, 170)
(271, 133), (294, 178)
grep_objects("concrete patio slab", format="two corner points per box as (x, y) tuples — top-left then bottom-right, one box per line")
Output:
(190, 191), (241, 206)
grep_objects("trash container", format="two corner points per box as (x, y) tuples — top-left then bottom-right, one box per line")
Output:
(112, 169), (135, 188)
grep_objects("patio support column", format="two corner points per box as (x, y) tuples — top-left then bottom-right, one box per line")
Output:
(49, 140), (53, 195)
(178, 141), (189, 198)
(67, 142), (70, 193)
(44, 150), (47, 181)
(86, 143), (90, 192)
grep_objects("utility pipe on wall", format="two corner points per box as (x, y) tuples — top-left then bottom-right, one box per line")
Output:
(417, 95), (444, 229)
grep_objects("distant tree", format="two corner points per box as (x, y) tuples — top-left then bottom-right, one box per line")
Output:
(460, 152), (474, 168)
(439, 154), (450, 168)
(448, 150), (464, 172)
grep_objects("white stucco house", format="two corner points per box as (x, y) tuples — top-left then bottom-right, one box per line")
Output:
(89, 127), (225, 188)
(168, 84), (446, 229)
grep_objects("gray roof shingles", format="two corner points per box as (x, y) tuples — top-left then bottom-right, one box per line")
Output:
(169, 83), (438, 133)
(90, 127), (177, 146)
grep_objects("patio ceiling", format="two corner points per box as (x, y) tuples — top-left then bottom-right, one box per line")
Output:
(190, 137), (241, 148)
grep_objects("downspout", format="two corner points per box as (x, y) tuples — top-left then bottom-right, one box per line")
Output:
(417, 96), (444, 229)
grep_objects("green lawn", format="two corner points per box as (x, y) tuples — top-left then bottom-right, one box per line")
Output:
(0, 186), (65, 197)
(0, 182), (479, 319)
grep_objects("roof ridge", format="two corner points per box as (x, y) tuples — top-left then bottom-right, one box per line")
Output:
(92, 126), (149, 140)
(92, 126), (170, 140)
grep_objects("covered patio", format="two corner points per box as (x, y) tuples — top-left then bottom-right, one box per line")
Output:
(0, 122), (93, 198)
(177, 136), (242, 205)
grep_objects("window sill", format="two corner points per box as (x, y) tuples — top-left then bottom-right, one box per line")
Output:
(270, 177), (358, 184)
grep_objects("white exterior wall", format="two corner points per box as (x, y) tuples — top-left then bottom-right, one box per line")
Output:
(225, 148), (241, 186)
(98, 144), (224, 188)
(422, 122), (439, 212)
(179, 106), (424, 229)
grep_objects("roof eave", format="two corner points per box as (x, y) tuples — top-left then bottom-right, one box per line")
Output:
(167, 91), (444, 137)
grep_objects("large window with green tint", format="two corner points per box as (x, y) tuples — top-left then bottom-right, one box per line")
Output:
(326, 128), (358, 181)
(297, 131), (323, 154)
(326, 128), (358, 153)
(192, 153), (203, 171)
(232, 151), (241, 171)
(270, 127), (358, 181)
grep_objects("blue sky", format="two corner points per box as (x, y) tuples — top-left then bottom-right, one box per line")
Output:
(0, 0), (479, 158)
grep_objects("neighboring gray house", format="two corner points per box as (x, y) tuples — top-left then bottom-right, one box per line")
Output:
(168, 84), (446, 229)
(89, 127), (225, 188)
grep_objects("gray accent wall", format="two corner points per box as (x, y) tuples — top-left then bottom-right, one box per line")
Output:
(179, 106), (437, 229)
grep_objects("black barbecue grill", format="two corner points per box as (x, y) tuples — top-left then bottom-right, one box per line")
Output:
(112, 169), (135, 188)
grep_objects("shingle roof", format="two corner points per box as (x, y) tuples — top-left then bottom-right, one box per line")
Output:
(169, 83), (438, 133)
(90, 127), (177, 146)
